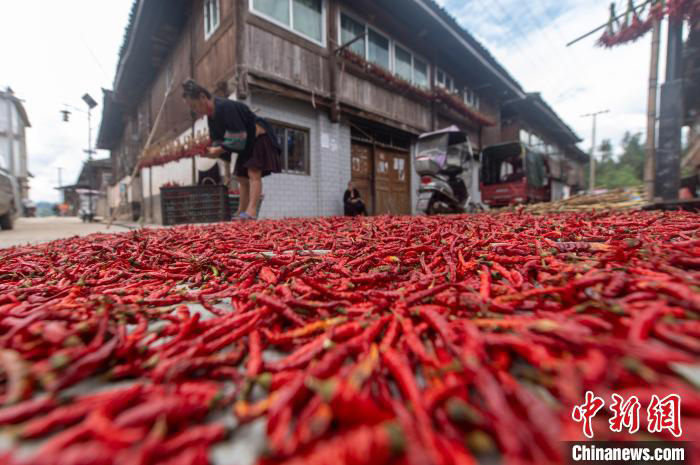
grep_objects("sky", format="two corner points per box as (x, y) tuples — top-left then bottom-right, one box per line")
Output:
(0, 0), (133, 203)
(435, 0), (660, 150)
(1, 0), (661, 202)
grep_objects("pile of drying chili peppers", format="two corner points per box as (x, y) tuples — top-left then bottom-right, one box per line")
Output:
(0, 211), (699, 465)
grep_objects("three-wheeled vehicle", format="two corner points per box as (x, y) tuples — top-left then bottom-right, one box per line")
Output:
(480, 141), (549, 207)
(414, 126), (486, 215)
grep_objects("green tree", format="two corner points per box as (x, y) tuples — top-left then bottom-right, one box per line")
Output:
(593, 132), (645, 189)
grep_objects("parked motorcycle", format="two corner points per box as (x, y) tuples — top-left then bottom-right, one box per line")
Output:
(414, 126), (486, 215)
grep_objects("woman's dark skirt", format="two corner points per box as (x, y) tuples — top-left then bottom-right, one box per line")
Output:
(234, 135), (282, 178)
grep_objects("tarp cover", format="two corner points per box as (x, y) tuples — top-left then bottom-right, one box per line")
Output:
(525, 150), (546, 187)
(547, 155), (566, 182)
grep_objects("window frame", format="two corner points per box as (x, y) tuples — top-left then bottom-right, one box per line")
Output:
(340, 12), (366, 57)
(392, 43), (413, 82)
(412, 56), (430, 89)
(462, 87), (481, 110)
(338, 10), (431, 88)
(367, 26), (391, 70)
(204, 0), (221, 41)
(268, 120), (312, 176)
(250, 0), (327, 48)
(391, 37), (430, 88)
(436, 67), (455, 92)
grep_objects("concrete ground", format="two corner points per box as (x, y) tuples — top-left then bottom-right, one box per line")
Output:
(0, 217), (140, 249)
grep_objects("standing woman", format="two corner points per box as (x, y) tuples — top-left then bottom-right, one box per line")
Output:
(182, 79), (281, 220)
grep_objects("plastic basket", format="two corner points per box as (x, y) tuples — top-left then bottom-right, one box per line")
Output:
(160, 186), (231, 225)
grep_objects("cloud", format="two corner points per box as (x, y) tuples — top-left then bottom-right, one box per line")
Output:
(2, 0), (660, 202)
(440, 0), (657, 156)
(0, 0), (132, 202)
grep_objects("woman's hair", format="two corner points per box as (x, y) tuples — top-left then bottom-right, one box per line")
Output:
(182, 79), (211, 100)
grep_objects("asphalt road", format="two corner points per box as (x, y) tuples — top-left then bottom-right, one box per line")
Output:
(0, 217), (139, 249)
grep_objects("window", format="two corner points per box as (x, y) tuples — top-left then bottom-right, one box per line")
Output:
(393, 43), (429, 88)
(462, 88), (480, 109)
(293, 0), (322, 42)
(394, 45), (413, 82)
(519, 129), (530, 145)
(340, 13), (430, 88)
(253, 0), (289, 24)
(341, 14), (365, 56)
(0, 100), (8, 131)
(270, 123), (310, 175)
(165, 61), (174, 94)
(0, 141), (7, 171)
(436, 68), (454, 92)
(204, 0), (220, 40)
(413, 58), (429, 88)
(13, 141), (20, 176)
(368, 29), (390, 69)
(252, 0), (324, 44)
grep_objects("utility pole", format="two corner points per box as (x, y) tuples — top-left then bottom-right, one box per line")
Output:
(582, 110), (610, 192)
(654, 14), (684, 201)
(644, 18), (661, 201)
(57, 167), (63, 203)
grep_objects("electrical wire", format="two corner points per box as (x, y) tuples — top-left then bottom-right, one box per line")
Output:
(467, 0), (563, 93)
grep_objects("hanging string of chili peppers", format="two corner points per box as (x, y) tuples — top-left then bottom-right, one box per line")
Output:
(597, 0), (699, 49)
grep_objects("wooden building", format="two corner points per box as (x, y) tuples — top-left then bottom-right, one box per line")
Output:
(57, 158), (113, 218)
(98, 0), (587, 221)
(499, 92), (589, 199)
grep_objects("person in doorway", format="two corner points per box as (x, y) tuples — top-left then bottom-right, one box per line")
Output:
(343, 181), (368, 217)
(182, 79), (281, 220)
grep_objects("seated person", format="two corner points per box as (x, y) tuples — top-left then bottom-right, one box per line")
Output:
(343, 181), (368, 216)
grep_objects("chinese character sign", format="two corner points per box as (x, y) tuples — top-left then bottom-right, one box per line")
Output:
(572, 392), (683, 439)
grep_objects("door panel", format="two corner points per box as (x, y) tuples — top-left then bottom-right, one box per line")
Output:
(351, 143), (411, 216)
(374, 149), (391, 215)
(376, 148), (410, 215)
(351, 143), (373, 215)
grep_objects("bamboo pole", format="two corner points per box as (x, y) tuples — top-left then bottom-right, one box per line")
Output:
(644, 18), (661, 201)
(107, 85), (173, 229)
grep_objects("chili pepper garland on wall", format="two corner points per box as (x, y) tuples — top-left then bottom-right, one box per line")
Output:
(138, 130), (211, 170)
(340, 49), (497, 127)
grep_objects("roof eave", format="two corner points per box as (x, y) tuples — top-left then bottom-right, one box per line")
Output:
(414, 0), (526, 99)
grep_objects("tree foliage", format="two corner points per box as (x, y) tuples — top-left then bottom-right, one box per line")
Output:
(589, 132), (646, 189)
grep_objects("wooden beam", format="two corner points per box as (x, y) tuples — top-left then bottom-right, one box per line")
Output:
(328, 0), (340, 123)
(235, 0), (249, 99)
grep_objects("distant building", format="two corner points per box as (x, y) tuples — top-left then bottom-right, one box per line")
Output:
(0, 87), (31, 215)
(495, 92), (589, 199)
(57, 158), (112, 218)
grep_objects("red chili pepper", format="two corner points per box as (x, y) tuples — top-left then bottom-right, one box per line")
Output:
(0, 395), (57, 425)
(114, 397), (208, 429)
(160, 423), (228, 457)
(272, 422), (404, 465)
(247, 330), (263, 377)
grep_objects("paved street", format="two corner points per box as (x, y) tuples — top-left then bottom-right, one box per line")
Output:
(0, 217), (138, 249)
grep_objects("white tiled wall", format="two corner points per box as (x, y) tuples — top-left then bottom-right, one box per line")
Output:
(249, 93), (351, 219)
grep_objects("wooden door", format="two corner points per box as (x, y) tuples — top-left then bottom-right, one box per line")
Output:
(374, 149), (391, 215)
(350, 143), (374, 215)
(375, 148), (411, 215)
